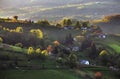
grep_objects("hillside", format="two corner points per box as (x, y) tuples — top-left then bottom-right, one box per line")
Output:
(0, 45), (119, 79)
(0, 22), (81, 40)
(0, 20), (120, 79)
(95, 14), (120, 34)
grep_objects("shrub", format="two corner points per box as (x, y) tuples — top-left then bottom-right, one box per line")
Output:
(30, 29), (43, 39)
(27, 47), (34, 54)
(67, 53), (78, 68)
(15, 27), (23, 33)
(41, 50), (48, 56)
(0, 37), (3, 43)
(15, 43), (23, 47)
(35, 48), (41, 54)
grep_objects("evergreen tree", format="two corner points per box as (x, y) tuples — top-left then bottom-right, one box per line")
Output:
(74, 21), (81, 28)
(68, 53), (77, 68)
(64, 33), (73, 46)
(66, 19), (72, 26)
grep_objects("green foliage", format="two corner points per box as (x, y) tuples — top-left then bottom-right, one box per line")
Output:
(61, 18), (72, 27)
(35, 48), (41, 54)
(0, 70), (81, 79)
(0, 37), (3, 43)
(82, 21), (90, 27)
(99, 50), (108, 56)
(74, 21), (82, 29)
(13, 16), (18, 20)
(37, 20), (50, 26)
(67, 53), (78, 68)
(15, 43), (23, 47)
(66, 19), (72, 26)
(55, 23), (62, 28)
(108, 44), (120, 53)
(15, 27), (23, 33)
(30, 29), (43, 39)
(27, 47), (34, 54)
(11, 45), (26, 53)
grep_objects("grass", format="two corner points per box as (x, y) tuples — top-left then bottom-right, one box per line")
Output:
(82, 66), (119, 79)
(0, 69), (81, 79)
(94, 36), (120, 54)
(108, 44), (120, 53)
(10, 46), (27, 54)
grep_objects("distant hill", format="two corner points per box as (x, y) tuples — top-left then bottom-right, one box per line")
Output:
(95, 14), (120, 34)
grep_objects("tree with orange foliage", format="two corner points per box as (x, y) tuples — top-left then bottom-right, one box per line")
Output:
(94, 72), (102, 79)
(53, 40), (60, 46)
(47, 45), (53, 55)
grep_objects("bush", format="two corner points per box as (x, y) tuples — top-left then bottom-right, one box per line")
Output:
(67, 53), (78, 68)
(15, 43), (23, 47)
(1, 32), (42, 47)
(0, 37), (3, 43)
(27, 47), (34, 54)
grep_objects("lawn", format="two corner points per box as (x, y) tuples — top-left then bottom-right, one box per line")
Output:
(108, 44), (120, 53)
(94, 36), (120, 54)
(0, 69), (81, 79)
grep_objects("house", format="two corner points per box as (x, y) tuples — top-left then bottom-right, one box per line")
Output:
(80, 60), (90, 65)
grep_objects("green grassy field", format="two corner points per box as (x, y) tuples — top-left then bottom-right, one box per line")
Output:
(0, 69), (81, 79)
(94, 35), (120, 54)
(0, 22), (120, 79)
(108, 44), (120, 53)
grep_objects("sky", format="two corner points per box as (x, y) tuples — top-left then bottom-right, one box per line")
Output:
(0, 0), (120, 21)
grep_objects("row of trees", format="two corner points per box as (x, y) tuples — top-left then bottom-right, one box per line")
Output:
(57, 18), (91, 28)
(36, 18), (91, 29)
(1, 16), (92, 30)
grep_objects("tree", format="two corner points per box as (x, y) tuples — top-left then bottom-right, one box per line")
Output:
(0, 37), (3, 44)
(12, 16), (18, 22)
(37, 20), (50, 26)
(30, 29), (43, 39)
(99, 50), (107, 56)
(61, 18), (72, 27)
(81, 39), (92, 51)
(27, 47), (34, 54)
(15, 43), (23, 47)
(64, 33), (73, 46)
(56, 23), (62, 28)
(66, 19), (72, 26)
(15, 27), (23, 33)
(89, 42), (98, 59)
(53, 40), (60, 46)
(41, 50), (48, 56)
(61, 18), (67, 27)
(94, 72), (102, 79)
(13, 16), (18, 20)
(67, 53), (77, 68)
(74, 21), (82, 28)
(82, 21), (90, 27)
(36, 48), (41, 54)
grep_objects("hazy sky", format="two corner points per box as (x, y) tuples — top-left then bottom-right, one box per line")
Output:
(0, 0), (120, 20)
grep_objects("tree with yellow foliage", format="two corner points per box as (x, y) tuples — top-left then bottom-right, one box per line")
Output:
(36, 29), (43, 39)
(15, 27), (23, 33)
(30, 29), (43, 39)
(81, 30), (87, 35)
(41, 50), (48, 56)
(36, 48), (41, 54)
(47, 45), (53, 52)
(99, 50), (107, 56)
(27, 47), (34, 54)
(0, 37), (3, 44)
(53, 40), (60, 46)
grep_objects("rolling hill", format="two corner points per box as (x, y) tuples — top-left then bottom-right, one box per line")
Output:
(96, 14), (120, 34)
